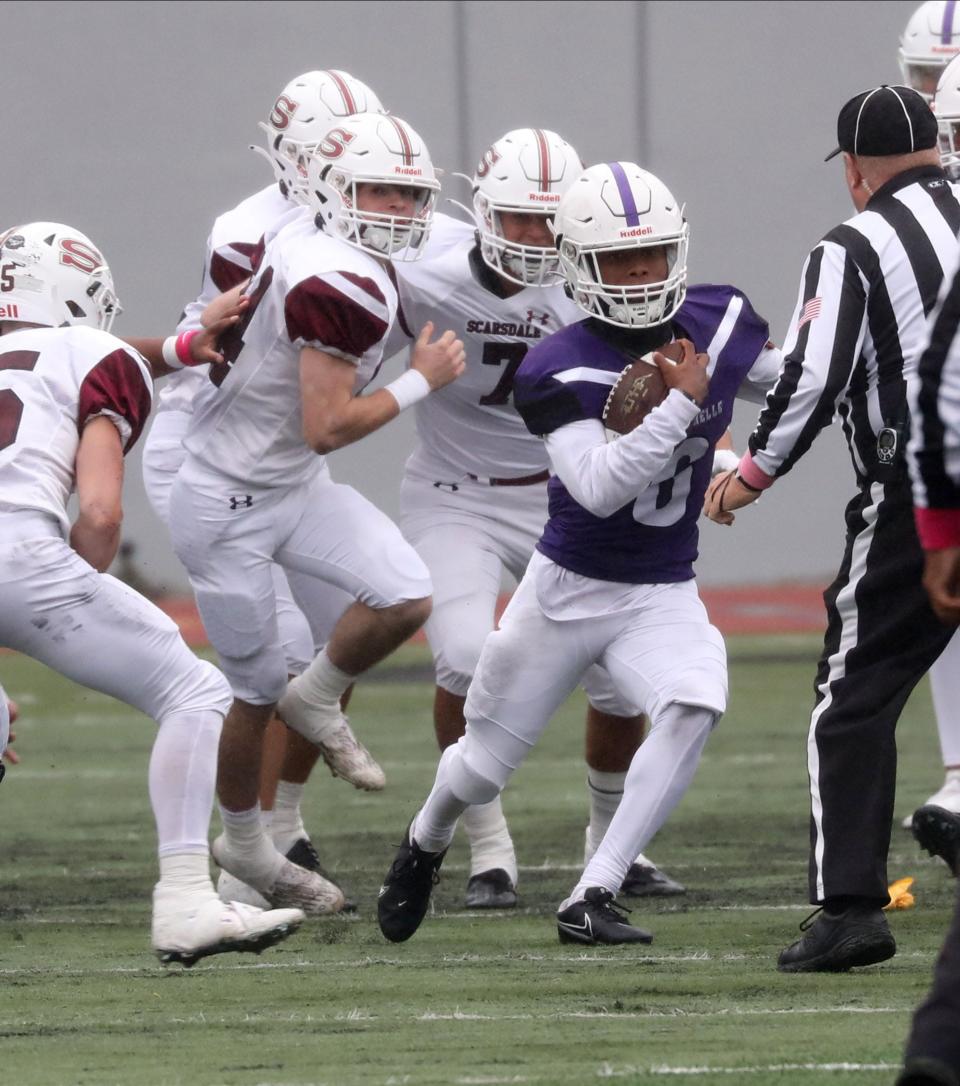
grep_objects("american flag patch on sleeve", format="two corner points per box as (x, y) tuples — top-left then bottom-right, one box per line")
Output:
(797, 297), (822, 329)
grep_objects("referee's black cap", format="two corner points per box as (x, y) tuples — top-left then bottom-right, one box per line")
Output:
(825, 85), (938, 161)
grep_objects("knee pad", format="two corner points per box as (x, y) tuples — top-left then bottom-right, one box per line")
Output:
(446, 739), (504, 806)
(160, 658), (234, 720)
(434, 656), (477, 699)
(581, 664), (642, 717)
(220, 652), (288, 706)
(430, 619), (487, 698)
(650, 702), (719, 739)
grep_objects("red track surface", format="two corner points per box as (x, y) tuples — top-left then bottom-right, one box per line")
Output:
(156, 582), (826, 649)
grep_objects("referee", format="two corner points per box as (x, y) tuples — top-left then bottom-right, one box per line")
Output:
(899, 234), (960, 1086)
(704, 85), (960, 972)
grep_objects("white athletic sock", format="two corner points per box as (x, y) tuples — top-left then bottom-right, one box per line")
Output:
(562, 704), (715, 908)
(412, 746), (469, 853)
(462, 797), (517, 883)
(293, 649), (355, 711)
(149, 709), (221, 858)
(270, 781), (307, 853)
(584, 768), (627, 862)
(156, 852), (215, 900)
(219, 804), (283, 883)
(931, 643), (960, 766)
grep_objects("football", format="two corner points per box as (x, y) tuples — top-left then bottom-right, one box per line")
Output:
(602, 341), (685, 439)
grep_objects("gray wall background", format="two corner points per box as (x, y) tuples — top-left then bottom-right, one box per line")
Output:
(1, 1), (917, 591)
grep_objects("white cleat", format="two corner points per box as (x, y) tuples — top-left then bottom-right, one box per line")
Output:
(152, 892), (303, 968)
(278, 678), (385, 791)
(316, 715), (386, 791)
(902, 774), (960, 828)
(212, 835), (345, 916)
(217, 869), (271, 910)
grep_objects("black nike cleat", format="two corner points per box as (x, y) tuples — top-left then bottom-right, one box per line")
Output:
(912, 805), (960, 876)
(621, 861), (686, 898)
(464, 868), (518, 909)
(377, 824), (447, 942)
(285, 837), (357, 912)
(777, 905), (895, 973)
(556, 887), (653, 946)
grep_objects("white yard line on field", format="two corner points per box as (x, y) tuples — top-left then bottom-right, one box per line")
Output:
(637, 1063), (898, 1077)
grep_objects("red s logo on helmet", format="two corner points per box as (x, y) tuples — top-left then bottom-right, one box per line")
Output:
(59, 238), (104, 274)
(476, 147), (501, 179)
(269, 95), (298, 131)
(317, 128), (357, 159)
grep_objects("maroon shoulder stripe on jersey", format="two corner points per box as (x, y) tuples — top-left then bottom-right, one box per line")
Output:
(338, 271), (387, 307)
(77, 349), (153, 452)
(326, 70), (357, 114)
(210, 241), (259, 293)
(388, 117), (415, 166)
(534, 129), (551, 192)
(285, 275), (388, 358)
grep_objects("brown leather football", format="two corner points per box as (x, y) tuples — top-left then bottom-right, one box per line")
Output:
(602, 341), (684, 438)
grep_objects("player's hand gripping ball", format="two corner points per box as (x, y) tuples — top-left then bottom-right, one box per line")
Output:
(602, 340), (685, 441)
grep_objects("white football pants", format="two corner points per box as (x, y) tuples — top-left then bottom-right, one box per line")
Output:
(413, 558), (726, 888)
(169, 461), (432, 704)
(0, 512), (232, 856)
(399, 471), (640, 716)
(143, 407), (356, 675)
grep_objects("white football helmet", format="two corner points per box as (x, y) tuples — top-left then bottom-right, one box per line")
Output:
(935, 53), (960, 176)
(472, 128), (583, 287)
(258, 70), (384, 203)
(554, 163), (688, 329)
(899, 1), (960, 101)
(305, 113), (440, 261)
(0, 222), (121, 332)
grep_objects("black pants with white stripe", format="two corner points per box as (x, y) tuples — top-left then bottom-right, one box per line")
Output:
(807, 476), (953, 905)
(904, 881), (960, 1076)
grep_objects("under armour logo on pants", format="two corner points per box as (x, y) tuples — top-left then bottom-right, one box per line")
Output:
(228, 495), (253, 510)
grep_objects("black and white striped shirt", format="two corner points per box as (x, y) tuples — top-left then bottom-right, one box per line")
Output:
(743, 166), (960, 487)
(909, 243), (960, 547)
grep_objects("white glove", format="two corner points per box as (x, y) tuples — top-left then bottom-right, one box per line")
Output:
(711, 448), (740, 477)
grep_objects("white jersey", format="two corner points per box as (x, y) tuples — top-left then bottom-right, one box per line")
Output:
(0, 326), (153, 535)
(184, 209), (397, 489)
(159, 184), (292, 415)
(393, 219), (582, 480)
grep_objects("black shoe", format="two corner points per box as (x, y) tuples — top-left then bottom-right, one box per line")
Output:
(912, 805), (960, 876)
(464, 868), (517, 909)
(285, 837), (357, 913)
(556, 887), (653, 946)
(896, 1058), (960, 1086)
(377, 824), (447, 943)
(777, 905), (895, 973)
(621, 861), (685, 898)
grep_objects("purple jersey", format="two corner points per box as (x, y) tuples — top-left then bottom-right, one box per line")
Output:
(514, 284), (771, 583)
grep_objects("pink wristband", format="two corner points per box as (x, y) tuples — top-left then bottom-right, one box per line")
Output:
(175, 330), (199, 366)
(736, 451), (776, 492)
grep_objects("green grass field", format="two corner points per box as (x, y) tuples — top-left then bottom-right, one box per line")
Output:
(1, 637), (956, 1086)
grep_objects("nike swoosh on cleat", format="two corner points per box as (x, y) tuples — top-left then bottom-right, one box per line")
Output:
(558, 915), (593, 937)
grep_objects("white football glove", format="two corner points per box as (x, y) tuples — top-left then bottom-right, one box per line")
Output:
(711, 448), (740, 477)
